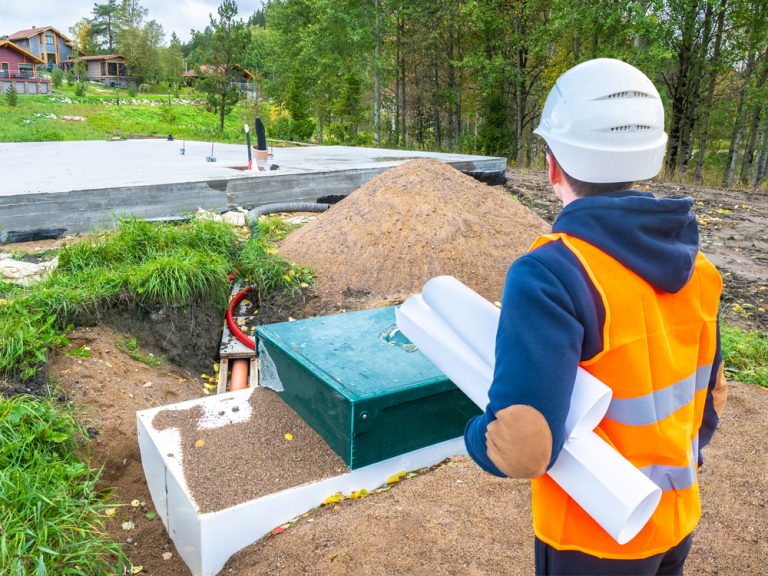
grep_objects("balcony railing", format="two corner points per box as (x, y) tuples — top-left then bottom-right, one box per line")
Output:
(0, 71), (47, 81)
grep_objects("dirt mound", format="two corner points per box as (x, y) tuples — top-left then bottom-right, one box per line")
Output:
(279, 159), (549, 308)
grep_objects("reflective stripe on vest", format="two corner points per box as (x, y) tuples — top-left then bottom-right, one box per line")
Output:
(605, 364), (712, 426)
(529, 232), (722, 560)
(640, 437), (699, 492)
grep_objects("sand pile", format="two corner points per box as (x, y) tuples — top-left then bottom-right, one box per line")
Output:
(279, 159), (550, 307)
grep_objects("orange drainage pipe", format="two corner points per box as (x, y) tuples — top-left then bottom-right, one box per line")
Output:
(229, 359), (249, 391)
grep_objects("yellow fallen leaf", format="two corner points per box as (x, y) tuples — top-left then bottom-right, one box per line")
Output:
(386, 471), (407, 484)
(195, 439), (205, 448)
(131, 566), (143, 574)
(348, 488), (368, 500)
(284, 433), (294, 441)
(323, 492), (343, 505)
(283, 274), (292, 282)
(105, 508), (117, 517)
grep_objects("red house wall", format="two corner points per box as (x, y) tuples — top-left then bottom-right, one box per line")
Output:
(0, 46), (38, 75)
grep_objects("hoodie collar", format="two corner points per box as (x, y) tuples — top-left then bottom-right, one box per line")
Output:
(552, 191), (699, 293)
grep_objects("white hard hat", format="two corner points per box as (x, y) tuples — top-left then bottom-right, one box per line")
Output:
(534, 58), (667, 183)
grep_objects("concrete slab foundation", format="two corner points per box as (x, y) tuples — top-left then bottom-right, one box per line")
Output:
(0, 140), (506, 242)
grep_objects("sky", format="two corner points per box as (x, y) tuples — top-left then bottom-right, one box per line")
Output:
(0, 0), (264, 43)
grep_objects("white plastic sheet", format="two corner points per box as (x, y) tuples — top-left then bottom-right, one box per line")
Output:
(396, 276), (661, 544)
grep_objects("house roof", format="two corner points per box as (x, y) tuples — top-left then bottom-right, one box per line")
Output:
(186, 65), (255, 80)
(80, 54), (123, 61)
(0, 40), (46, 64)
(66, 54), (125, 62)
(8, 26), (71, 43)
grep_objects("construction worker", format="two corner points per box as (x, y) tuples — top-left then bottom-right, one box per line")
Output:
(464, 58), (727, 575)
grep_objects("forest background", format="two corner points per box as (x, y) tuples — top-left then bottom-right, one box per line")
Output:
(29, 0), (768, 187)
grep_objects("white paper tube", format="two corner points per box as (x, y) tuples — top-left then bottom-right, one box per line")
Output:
(397, 282), (612, 438)
(566, 369), (612, 439)
(421, 276), (501, 368)
(396, 297), (493, 409)
(547, 431), (662, 544)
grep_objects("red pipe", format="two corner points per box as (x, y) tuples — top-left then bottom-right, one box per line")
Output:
(226, 286), (255, 350)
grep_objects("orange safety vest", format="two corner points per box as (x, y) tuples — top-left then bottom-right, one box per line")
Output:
(530, 233), (721, 559)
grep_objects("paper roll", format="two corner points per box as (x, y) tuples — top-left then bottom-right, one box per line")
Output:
(397, 283), (612, 439)
(421, 276), (500, 368)
(547, 432), (662, 544)
(395, 276), (662, 545)
(395, 297), (493, 409)
(566, 369), (612, 439)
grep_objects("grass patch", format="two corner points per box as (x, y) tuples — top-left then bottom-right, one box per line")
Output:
(0, 302), (68, 380)
(0, 395), (127, 574)
(0, 84), (261, 143)
(1, 216), (312, 382)
(721, 325), (768, 387)
(116, 336), (164, 368)
(237, 217), (314, 298)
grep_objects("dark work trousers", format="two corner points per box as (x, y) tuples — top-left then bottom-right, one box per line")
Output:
(535, 533), (693, 576)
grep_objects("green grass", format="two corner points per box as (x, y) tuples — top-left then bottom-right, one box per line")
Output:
(0, 216), (312, 382)
(116, 336), (164, 368)
(0, 302), (69, 380)
(0, 395), (127, 574)
(0, 83), (262, 143)
(237, 217), (314, 296)
(721, 325), (768, 387)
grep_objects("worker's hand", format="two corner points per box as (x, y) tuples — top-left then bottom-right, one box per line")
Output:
(486, 405), (552, 479)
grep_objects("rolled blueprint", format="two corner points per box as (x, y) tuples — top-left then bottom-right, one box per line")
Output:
(396, 276), (661, 544)
(547, 432), (662, 545)
(396, 277), (611, 439)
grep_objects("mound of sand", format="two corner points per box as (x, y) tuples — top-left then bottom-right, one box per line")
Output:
(279, 159), (550, 306)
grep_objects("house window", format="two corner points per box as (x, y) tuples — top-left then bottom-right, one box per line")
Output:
(19, 64), (34, 79)
(107, 62), (118, 76)
(0, 63), (8, 78)
(118, 63), (127, 77)
(101, 62), (106, 76)
(46, 34), (55, 45)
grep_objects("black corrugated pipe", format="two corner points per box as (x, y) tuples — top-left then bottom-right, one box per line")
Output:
(254, 117), (268, 151)
(247, 202), (330, 224)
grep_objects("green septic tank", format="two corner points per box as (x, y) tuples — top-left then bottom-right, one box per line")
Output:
(255, 306), (481, 469)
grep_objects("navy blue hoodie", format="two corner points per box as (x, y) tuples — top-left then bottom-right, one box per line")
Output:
(464, 191), (723, 476)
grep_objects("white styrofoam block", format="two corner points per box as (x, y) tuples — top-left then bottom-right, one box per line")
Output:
(137, 389), (467, 576)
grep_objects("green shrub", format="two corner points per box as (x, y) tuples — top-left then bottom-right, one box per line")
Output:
(51, 68), (64, 88)
(66, 70), (75, 86)
(5, 85), (18, 107)
(0, 395), (127, 574)
(75, 82), (86, 97)
(127, 83), (138, 97)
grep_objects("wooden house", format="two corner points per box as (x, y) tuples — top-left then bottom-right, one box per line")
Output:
(0, 40), (50, 94)
(7, 26), (73, 69)
(65, 54), (133, 88)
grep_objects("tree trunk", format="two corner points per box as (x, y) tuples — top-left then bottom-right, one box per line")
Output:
(373, 0), (382, 147)
(752, 115), (768, 188)
(398, 14), (407, 147)
(739, 64), (768, 184)
(219, 90), (226, 131)
(679, 0), (714, 177)
(694, 0), (728, 183)
(665, 3), (698, 175)
(723, 52), (756, 187)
